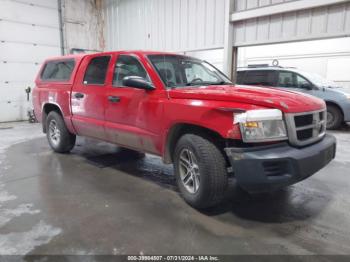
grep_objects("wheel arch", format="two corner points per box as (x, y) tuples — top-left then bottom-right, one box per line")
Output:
(42, 103), (63, 133)
(325, 101), (344, 118)
(163, 123), (226, 164)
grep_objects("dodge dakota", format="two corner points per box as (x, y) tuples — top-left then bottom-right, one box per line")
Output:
(33, 51), (336, 208)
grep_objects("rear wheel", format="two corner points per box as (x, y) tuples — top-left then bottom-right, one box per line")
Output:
(326, 105), (342, 130)
(173, 134), (228, 209)
(46, 111), (76, 153)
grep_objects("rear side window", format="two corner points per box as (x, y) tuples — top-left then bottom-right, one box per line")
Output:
(41, 60), (75, 81)
(241, 70), (276, 86)
(83, 56), (111, 85)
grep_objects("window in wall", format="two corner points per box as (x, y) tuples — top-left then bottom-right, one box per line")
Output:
(41, 60), (75, 81)
(83, 56), (111, 85)
(113, 55), (150, 86)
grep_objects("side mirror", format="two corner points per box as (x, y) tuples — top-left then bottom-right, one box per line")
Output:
(122, 76), (155, 90)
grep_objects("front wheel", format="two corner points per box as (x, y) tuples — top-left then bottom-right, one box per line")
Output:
(173, 134), (228, 209)
(326, 105), (342, 130)
(46, 111), (76, 153)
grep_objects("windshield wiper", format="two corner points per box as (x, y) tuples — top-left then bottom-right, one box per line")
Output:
(185, 81), (232, 86)
(186, 83), (203, 86)
(217, 81), (232, 85)
(209, 81), (232, 85)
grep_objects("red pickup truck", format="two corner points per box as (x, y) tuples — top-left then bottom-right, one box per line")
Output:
(33, 51), (336, 208)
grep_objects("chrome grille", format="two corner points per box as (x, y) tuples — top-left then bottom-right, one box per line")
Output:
(285, 109), (327, 147)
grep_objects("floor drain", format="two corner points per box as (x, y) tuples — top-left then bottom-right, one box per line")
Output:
(0, 126), (14, 130)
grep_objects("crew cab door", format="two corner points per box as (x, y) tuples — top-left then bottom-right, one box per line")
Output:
(71, 54), (111, 139)
(104, 54), (163, 154)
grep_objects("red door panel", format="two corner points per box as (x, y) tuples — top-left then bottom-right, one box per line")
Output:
(71, 55), (111, 140)
(104, 54), (165, 154)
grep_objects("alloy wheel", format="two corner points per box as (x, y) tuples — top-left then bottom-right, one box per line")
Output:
(178, 148), (200, 194)
(48, 120), (61, 146)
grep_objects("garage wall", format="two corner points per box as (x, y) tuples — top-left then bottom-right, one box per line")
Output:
(0, 0), (61, 122)
(104, 0), (227, 52)
(234, 0), (298, 12)
(232, 1), (350, 46)
(61, 0), (105, 54)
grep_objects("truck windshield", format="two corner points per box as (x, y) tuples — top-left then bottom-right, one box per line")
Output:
(148, 55), (231, 88)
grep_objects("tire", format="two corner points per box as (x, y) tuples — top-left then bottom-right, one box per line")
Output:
(46, 111), (76, 153)
(326, 105), (342, 130)
(173, 134), (228, 209)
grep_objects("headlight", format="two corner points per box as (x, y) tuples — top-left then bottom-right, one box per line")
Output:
(234, 109), (288, 142)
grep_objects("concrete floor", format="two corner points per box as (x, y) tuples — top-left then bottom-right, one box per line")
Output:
(0, 122), (350, 255)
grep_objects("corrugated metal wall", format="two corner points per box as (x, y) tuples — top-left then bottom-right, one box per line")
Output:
(233, 1), (350, 46)
(104, 0), (227, 52)
(0, 0), (60, 122)
(234, 0), (298, 12)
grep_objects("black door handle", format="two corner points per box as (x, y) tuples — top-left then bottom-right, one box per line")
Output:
(74, 93), (84, 99)
(108, 96), (121, 103)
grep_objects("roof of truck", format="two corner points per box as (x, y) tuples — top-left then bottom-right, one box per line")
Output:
(44, 50), (177, 62)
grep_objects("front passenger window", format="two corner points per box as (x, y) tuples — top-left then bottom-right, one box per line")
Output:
(113, 55), (150, 86)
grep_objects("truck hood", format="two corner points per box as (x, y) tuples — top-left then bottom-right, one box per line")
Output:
(168, 85), (325, 113)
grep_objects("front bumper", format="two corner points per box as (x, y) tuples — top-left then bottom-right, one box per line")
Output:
(225, 134), (336, 193)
